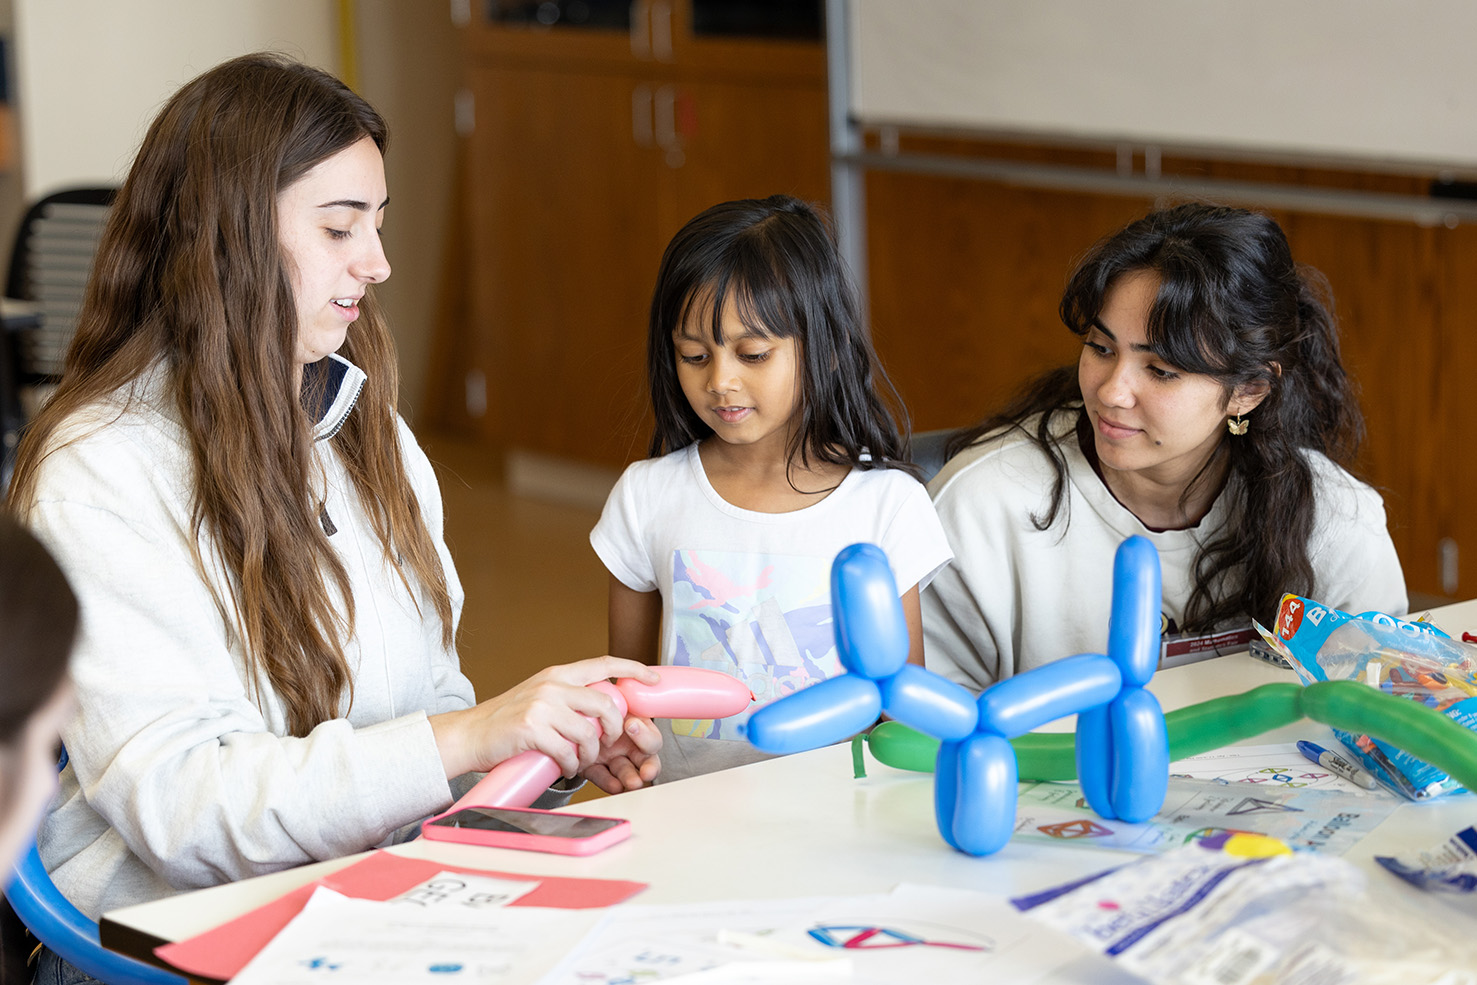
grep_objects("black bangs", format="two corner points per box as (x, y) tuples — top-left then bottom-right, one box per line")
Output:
(1143, 278), (1242, 381)
(679, 248), (804, 347)
(644, 194), (911, 474)
(1064, 223), (1275, 388)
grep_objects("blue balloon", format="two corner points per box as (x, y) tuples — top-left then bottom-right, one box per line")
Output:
(1108, 536), (1162, 688)
(934, 740), (964, 853)
(744, 675), (882, 754)
(1109, 687), (1169, 822)
(880, 665), (979, 740)
(976, 653), (1121, 738)
(950, 732), (1017, 857)
(748, 536), (1171, 858)
(1075, 704), (1116, 819)
(832, 543), (910, 680)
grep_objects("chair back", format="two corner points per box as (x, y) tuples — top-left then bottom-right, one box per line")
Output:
(5, 188), (116, 381)
(3, 752), (182, 985)
(910, 427), (963, 484)
(0, 188), (114, 499)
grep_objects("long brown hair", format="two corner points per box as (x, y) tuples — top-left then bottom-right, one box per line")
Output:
(8, 53), (452, 736)
(948, 204), (1363, 632)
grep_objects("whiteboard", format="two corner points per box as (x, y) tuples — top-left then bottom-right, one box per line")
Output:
(849, 0), (1477, 170)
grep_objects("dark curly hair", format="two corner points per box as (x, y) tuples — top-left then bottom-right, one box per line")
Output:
(948, 203), (1363, 631)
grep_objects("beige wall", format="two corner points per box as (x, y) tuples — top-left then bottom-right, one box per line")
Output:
(353, 0), (459, 418)
(6, 0), (454, 411)
(12, 1), (337, 196)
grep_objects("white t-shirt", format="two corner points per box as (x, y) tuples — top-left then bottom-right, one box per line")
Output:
(591, 442), (953, 781)
(923, 411), (1408, 692)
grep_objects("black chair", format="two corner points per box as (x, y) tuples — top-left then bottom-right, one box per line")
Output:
(909, 427), (965, 484)
(1, 188), (115, 496)
(5, 187), (117, 379)
(0, 302), (36, 494)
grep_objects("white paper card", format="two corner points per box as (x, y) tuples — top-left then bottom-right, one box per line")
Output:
(539, 883), (1093, 985)
(229, 885), (600, 984)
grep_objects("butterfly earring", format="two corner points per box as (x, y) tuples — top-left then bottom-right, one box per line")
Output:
(1227, 413), (1248, 436)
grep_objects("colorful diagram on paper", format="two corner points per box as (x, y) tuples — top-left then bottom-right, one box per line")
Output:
(1164, 743), (1375, 792)
(807, 925), (989, 951)
(1013, 775), (1397, 855)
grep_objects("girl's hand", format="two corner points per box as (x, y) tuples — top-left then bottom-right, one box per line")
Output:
(582, 715), (663, 793)
(429, 657), (661, 780)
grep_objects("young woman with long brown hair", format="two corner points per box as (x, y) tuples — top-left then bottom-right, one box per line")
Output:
(923, 204), (1406, 691)
(8, 54), (659, 978)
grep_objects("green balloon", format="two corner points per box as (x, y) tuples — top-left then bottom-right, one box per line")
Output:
(1164, 683), (1304, 762)
(1302, 679), (1477, 792)
(865, 720), (940, 772)
(863, 681), (1477, 790)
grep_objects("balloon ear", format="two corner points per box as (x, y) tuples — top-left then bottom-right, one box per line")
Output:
(832, 543), (909, 680)
(1108, 535), (1162, 687)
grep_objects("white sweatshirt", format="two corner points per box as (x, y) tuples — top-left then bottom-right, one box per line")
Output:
(923, 411), (1408, 692)
(26, 357), (475, 917)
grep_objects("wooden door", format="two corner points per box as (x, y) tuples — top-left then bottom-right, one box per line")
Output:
(653, 75), (831, 241)
(464, 61), (663, 467)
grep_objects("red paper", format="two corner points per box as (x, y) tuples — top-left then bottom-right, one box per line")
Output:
(153, 850), (647, 981)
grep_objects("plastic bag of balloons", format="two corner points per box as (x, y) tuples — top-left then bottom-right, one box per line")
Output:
(1259, 593), (1477, 800)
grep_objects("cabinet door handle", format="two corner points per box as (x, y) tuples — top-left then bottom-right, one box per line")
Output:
(650, 0), (673, 62)
(655, 85), (685, 168)
(631, 84), (653, 148)
(654, 85), (676, 145)
(629, 0), (650, 59)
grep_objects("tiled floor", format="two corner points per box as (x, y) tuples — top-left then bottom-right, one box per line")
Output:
(417, 433), (616, 801)
(419, 432), (611, 701)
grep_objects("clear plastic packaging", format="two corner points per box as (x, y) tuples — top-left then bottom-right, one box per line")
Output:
(1257, 595), (1477, 800)
(1016, 834), (1477, 985)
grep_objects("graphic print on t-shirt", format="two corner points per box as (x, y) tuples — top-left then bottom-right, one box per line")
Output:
(667, 548), (842, 741)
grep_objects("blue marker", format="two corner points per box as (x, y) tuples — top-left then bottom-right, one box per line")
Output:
(1297, 740), (1378, 790)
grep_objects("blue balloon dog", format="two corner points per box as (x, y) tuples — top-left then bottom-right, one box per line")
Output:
(746, 536), (1168, 856)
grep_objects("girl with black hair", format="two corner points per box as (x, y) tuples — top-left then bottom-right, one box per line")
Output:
(592, 195), (953, 782)
(924, 203), (1406, 691)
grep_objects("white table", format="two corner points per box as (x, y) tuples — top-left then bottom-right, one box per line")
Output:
(102, 599), (1477, 980)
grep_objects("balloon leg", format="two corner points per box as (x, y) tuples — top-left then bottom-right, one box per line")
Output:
(950, 732), (1018, 857)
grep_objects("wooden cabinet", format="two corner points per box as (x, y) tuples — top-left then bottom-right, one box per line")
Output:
(862, 136), (1477, 602)
(443, 2), (829, 469)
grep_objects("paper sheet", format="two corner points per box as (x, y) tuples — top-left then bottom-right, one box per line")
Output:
(229, 881), (602, 984)
(538, 884), (1096, 985)
(1012, 774), (1398, 855)
(1167, 741), (1392, 793)
(153, 850), (646, 981)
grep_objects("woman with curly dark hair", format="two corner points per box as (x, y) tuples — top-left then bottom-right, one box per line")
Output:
(924, 203), (1405, 690)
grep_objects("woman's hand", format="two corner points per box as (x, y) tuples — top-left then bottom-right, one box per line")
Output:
(429, 656), (660, 780)
(582, 715), (663, 794)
